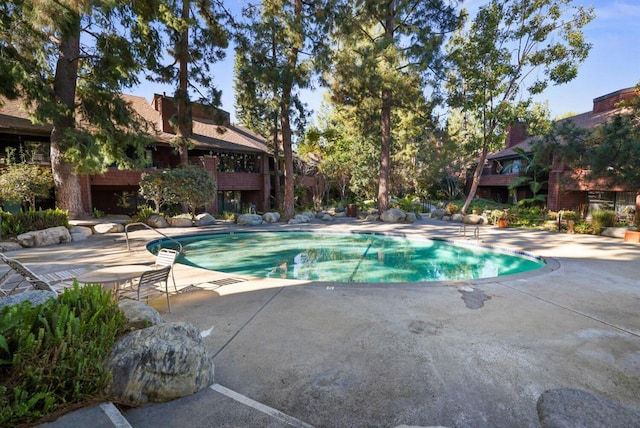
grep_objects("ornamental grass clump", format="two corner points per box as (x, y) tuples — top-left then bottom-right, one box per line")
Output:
(591, 210), (617, 235)
(0, 284), (125, 426)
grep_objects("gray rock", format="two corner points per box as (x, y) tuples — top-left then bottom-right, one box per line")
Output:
(169, 216), (193, 227)
(601, 227), (628, 238)
(262, 212), (281, 223)
(288, 213), (312, 224)
(0, 290), (57, 310)
(195, 213), (216, 226)
(17, 226), (72, 247)
(432, 208), (446, 219)
(69, 225), (93, 237)
(405, 212), (417, 223)
(0, 241), (23, 252)
(381, 208), (406, 223)
(463, 214), (484, 225)
(451, 213), (464, 222)
(106, 322), (215, 406)
(237, 214), (263, 226)
(146, 215), (170, 228)
(442, 215), (451, 221)
(321, 214), (333, 221)
(334, 211), (347, 218)
(70, 232), (88, 241)
(365, 214), (379, 222)
(118, 300), (166, 330)
(93, 223), (125, 234)
(537, 388), (640, 428)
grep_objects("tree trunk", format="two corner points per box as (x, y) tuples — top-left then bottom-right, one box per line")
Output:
(279, 0), (302, 220)
(378, 86), (392, 212)
(280, 102), (295, 220)
(271, 123), (282, 211)
(377, 0), (394, 213)
(176, 0), (191, 167)
(461, 147), (488, 215)
(51, 29), (84, 218)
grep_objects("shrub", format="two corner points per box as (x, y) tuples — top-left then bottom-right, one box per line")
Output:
(591, 210), (617, 234)
(445, 202), (460, 215)
(0, 284), (125, 426)
(133, 205), (157, 223)
(1, 208), (68, 237)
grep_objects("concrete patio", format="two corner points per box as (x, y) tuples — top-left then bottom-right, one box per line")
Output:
(15, 217), (640, 427)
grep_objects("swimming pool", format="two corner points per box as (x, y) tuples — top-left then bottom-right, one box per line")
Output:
(150, 231), (545, 283)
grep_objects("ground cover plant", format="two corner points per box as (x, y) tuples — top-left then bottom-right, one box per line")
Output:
(0, 284), (125, 426)
(1, 208), (68, 238)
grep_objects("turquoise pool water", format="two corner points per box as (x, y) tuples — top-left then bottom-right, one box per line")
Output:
(152, 231), (545, 283)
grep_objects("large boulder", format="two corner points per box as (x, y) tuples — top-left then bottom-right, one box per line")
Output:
(106, 322), (215, 406)
(380, 208), (406, 223)
(93, 223), (125, 234)
(237, 214), (263, 226)
(463, 214), (484, 225)
(118, 300), (166, 330)
(432, 208), (446, 219)
(146, 215), (170, 228)
(70, 226), (93, 242)
(17, 226), (72, 247)
(0, 289), (57, 310)
(195, 213), (216, 226)
(404, 212), (417, 223)
(262, 212), (281, 223)
(169, 216), (193, 227)
(450, 213), (464, 223)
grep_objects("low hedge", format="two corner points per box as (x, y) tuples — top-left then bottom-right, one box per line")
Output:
(1, 208), (69, 238)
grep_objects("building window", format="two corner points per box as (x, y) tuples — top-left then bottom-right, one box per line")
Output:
(216, 152), (260, 173)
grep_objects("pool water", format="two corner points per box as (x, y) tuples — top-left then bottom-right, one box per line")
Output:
(155, 231), (545, 283)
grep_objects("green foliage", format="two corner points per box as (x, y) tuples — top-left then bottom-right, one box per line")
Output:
(0, 284), (125, 426)
(140, 167), (217, 218)
(591, 210), (617, 234)
(1, 208), (68, 237)
(93, 208), (105, 219)
(0, 148), (53, 208)
(133, 205), (157, 223)
(447, 0), (595, 214)
(1, 1), (163, 212)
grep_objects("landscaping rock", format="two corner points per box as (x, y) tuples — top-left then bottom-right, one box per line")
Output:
(262, 212), (281, 223)
(17, 226), (72, 247)
(442, 215), (451, 221)
(169, 216), (193, 227)
(366, 214), (379, 222)
(381, 208), (406, 223)
(405, 212), (417, 223)
(601, 227), (628, 239)
(463, 214), (484, 225)
(432, 208), (446, 219)
(237, 214), (263, 226)
(0, 290), (57, 310)
(118, 300), (166, 331)
(0, 241), (23, 252)
(146, 215), (170, 228)
(537, 388), (640, 428)
(334, 211), (347, 218)
(321, 214), (333, 221)
(106, 322), (215, 406)
(93, 223), (125, 234)
(451, 213), (464, 223)
(288, 213), (313, 224)
(70, 225), (93, 237)
(195, 213), (216, 226)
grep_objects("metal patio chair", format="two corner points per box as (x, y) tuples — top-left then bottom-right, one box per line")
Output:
(120, 265), (172, 312)
(150, 248), (179, 293)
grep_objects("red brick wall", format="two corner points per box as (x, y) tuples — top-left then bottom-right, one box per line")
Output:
(505, 122), (528, 148)
(593, 87), (638, 113)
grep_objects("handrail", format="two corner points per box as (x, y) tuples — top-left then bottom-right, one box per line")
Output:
(124, 222), (183, 253)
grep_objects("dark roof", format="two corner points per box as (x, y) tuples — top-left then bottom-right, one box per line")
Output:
(0, 97), (51, 137)
(0, 94), (270, 154)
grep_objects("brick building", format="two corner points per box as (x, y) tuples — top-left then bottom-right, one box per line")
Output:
(0, 94), (274, 215)
(474, 87), (639, 217)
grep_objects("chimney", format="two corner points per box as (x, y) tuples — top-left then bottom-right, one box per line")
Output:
(505, 122), (527, 148)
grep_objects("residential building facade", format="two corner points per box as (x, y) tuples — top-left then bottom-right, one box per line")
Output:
(0, 94), (274, 216)
(475, 87), (638, 217)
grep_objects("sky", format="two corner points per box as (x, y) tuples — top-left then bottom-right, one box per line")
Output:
(135, 0), (640, 124)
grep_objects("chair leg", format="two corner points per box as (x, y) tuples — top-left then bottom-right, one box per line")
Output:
(165, 281), (171, 313)
(171, 270), (178, 293)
